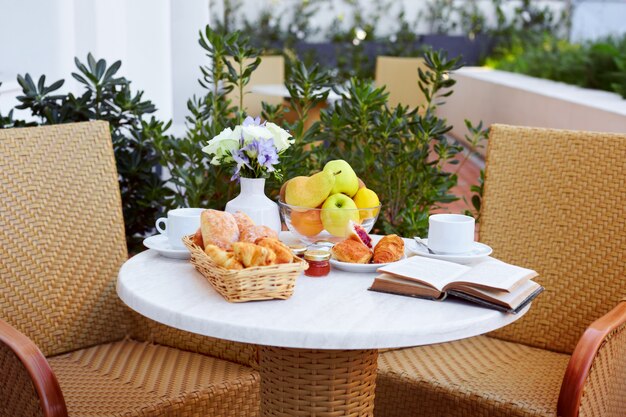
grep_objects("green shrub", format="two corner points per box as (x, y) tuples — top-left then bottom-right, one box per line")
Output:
(157, 26), (474, 239)
(486, 33), (626, 98)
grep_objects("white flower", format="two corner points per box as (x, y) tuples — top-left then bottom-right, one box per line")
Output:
(266, 122), (294, 152)
(235, 124), (273, 145)
(202, 127), (239, 165)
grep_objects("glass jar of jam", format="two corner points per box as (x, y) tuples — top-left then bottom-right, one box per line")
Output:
(304, 250), (331, 277)
(288, 244), (307, 259)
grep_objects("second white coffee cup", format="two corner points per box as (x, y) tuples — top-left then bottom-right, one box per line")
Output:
(155, 208), (204, 249)
(427, 214), (475, 254)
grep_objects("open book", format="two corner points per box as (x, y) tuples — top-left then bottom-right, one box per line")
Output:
(369, 256), (543, 314)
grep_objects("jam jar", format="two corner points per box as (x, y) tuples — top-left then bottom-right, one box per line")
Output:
(288, 244), (307, 259)
(303, 250), (331, 277)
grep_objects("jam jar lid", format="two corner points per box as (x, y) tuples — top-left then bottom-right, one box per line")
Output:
(313, 240), (335, 249)
(288, 244), (307, 255)
(304, 250), (331, 262)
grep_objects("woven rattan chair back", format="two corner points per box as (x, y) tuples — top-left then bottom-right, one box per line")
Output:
(481, 124), (626, 354)
(0, 122), (131, 357)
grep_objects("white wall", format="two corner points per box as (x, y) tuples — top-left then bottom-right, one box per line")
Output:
(439, 67), (626, 153)
(0, 0), (210, 125)
(571, 1), (626, 41)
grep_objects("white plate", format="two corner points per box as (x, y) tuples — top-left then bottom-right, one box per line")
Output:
(143, 235), (190, 259)
(409, 238), (492, 264)
(329, 235), (410, 273)
(330, 256), (405, 273)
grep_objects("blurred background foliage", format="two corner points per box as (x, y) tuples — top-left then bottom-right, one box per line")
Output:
(153, 26), (485, 239)
(5, 0), (623, 251)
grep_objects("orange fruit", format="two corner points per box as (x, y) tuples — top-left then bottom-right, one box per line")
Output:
(291, 209), (324, 236)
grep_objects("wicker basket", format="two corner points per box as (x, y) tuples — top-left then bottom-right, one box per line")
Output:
(183, 235), (308, 303)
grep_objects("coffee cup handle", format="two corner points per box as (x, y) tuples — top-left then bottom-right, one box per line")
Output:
(155, 218), (167, 235)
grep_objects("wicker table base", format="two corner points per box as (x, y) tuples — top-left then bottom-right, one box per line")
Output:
(259, 346), (378, 417)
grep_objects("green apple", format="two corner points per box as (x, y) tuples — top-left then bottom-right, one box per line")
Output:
(323, 159), (359, 197)
(321, 193), (360, 237)
(285, 171), (335, 208)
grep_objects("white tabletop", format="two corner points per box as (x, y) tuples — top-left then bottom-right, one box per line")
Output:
(117, 234), (528, 350)
(250, 84), (343, 102)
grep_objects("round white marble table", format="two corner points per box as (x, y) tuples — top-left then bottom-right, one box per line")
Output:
(117, 236), (529, 416)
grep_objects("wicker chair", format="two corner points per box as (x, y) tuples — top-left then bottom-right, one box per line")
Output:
(0, 122), (260, 417)
(375, 124), (626, 417)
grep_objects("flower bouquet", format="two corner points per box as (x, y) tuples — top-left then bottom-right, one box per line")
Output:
(202, 117), (294, 232)
(202, 116), (293, 181)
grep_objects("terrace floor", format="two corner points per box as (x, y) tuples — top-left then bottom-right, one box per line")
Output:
(435, 145), (484, 215)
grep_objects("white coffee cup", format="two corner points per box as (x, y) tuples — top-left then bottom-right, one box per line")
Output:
(427, 214), (475, 254)
(155, 208), (204, 249)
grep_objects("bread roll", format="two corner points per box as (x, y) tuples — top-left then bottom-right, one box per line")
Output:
(233, 211), (255, 233)
(239, 225), (278, 243)
(201, 209), (239, 250)
(192, 228), (204, 249)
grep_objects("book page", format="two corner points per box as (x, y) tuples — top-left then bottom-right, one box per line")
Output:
(377, 256), (471, 292)
(450, 259), (538, 292)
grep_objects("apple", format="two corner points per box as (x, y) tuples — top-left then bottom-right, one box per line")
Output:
(321, 193), (360, 237)
(323, 160), (359, 197)
(285, 170), (335, 208)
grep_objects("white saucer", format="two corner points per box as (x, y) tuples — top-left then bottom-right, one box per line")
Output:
(143, 235), (190, 259)
(409, 238), (492, 264)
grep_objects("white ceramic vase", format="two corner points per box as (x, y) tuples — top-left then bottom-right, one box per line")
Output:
(225, 177), (281, 234)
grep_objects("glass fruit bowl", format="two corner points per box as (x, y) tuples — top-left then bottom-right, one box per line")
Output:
(278, 200), (381, 245)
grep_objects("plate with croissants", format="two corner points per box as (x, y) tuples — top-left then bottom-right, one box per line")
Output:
(329, 221), (407, 273)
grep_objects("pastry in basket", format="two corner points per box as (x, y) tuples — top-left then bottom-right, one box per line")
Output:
(240, 225), (278, 243)
(201, 210), (239, 250)
(192, 228), (204, 250)
(233, 242), (276, 267)
(331, 239), (372, 264)
(346, 220), (372, 248)
(204, 244), (244, 270)
(372, 234), (404, 263)
(256, 237), (293, 264)
(233, 211), (255, 233)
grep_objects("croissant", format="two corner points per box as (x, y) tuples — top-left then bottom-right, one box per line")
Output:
(239, 225), (278, 243)
(201, 210), (239, 250)
(331, 239), (372, 264)
(256, 237), (293, 264)
(233, 242), (276, 267)
(233, 211), (255, 234)
(372, 234), (404, 263)
(204, 244), (244, 270)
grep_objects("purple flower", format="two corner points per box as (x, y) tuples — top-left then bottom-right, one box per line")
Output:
(230, 148), (251, 181)
(242, 115), (264, 127)
(244, 138), (279, 173)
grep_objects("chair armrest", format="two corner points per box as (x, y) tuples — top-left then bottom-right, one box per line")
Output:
(0, 319), (67, 417)
(557, 299), (626, 417)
